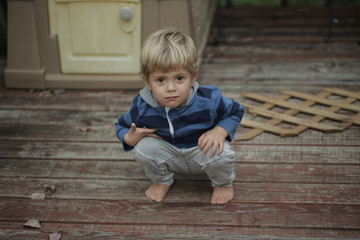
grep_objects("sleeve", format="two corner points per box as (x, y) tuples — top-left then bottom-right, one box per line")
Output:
(214, 89), (244, 142)
(115, 95), (140, 151)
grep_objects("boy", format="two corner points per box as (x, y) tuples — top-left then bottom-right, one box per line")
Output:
(115, 28), (244, 205)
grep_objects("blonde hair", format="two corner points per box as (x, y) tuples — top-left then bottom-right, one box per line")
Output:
(141, 28), (197, 78)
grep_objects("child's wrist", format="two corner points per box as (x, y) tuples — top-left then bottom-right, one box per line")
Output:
(214, 126), (228, 138)
(123, 133), (134, 147)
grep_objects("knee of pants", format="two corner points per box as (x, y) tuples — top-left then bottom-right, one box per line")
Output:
(133, 149), (174, 185)
(135, 155), (174, 185)
(202, 152), (236, 177)
(133, 137), (175, 174)
(134, 137), (158, 157)
(193, 142), (236, 168)
(134, 137), (178, 162)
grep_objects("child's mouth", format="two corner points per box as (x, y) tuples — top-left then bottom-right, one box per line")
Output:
(166, 96), (178, 100)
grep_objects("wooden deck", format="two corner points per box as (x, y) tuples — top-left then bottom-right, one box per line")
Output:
(1, 5), (360, 239)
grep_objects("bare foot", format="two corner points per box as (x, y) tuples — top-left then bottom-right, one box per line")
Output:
(145, 183), (171, 202)
(211, 186), (234, 205)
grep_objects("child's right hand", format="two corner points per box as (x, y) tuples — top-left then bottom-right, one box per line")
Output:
(123, 123), (161, 147)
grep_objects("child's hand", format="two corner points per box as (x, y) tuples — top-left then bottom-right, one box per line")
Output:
(198, 126), (228, 157)
(123, 123), (161, 147)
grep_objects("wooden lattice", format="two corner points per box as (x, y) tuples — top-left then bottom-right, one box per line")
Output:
(235, 88), (360, 141)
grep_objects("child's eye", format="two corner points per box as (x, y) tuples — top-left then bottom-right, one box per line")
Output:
(157, 78), (165, 83)
(176, 76), (184, 81)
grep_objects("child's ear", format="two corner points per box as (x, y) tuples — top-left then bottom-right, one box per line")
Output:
(191, 69), (199, 86)
(142, 74), (152, 90)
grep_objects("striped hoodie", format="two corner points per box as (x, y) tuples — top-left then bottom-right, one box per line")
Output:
(115, 82), (244, 151)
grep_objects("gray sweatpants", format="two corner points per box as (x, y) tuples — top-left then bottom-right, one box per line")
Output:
(133, 137), (236, 187)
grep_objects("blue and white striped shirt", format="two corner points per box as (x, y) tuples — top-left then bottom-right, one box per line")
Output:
(115, 84), (244, 151)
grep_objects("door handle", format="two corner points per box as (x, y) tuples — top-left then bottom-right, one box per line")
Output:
(120, 7), (133, 21)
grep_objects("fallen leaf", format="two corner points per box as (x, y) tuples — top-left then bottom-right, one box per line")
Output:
(103, 91), (113, 97)
(31, 192), (46, 200)
(49, 232), (62, 240)
(44, 184), (57, 194)
(24, 219), (42, 229)
(241, 37), (254, 42)
(310, 67), (329, 74)
(39, 90), (53, 97)
(247, 67), (262, 73)
(53, 89), (65, 95)
(318, 68), (329, 74)
(80, 126), (90, 132)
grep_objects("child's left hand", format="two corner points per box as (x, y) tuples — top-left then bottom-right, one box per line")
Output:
(198, 126), (228, 157)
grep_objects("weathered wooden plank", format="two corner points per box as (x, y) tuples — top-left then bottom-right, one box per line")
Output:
(0, 87), (138, 98)
(0, 94), (132, 112)
(199, 65), (360, 95)
(1, 158), (359, 184)
(0, 141), (131, 160)
(2, 222), (360, 240)
(200, 62), (360, 83)
(1, 140), (360, 164)
(205, 45), (360, 63)
(220, 85), (360, 97)
(207, 44), (360, 54)
(231, 143), (360, 164)
(221, 17), (360, 28)
(219, 36), (360, 46)
(1, 199), (359, 229)
(223, 28), (360, 38)
(0, 159), (142, 180)
(1, 124), (359, 145)
(1, 178), (359, 205)
(0, 124), (118, 142)
(0, 110), (119, 126)
(219, 6), (360, 17)
(265, 20), (359, 32)
(234, 126), (360, 145)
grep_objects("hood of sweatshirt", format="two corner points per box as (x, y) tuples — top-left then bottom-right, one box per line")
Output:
(139, 81), (200, 109)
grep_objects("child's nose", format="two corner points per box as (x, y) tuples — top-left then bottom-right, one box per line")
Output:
(167, 80), (176, 91)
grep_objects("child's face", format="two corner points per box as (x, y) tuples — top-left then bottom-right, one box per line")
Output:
(144, 68), (198, 108)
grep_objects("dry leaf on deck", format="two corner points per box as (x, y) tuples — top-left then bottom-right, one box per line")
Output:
(31, 192), (46, 200)
(318, 68), (329, 73)
(24, 219), (42, 228)
(49, 232), (62, 240)
(44, 184), (57, 194)
(103, 91), (113, 97)
(39, 90), (53, 97)
(241, 37), (254, 42)
(53, 89), (65, 95)
(80, 126), (90, 132)
(310, 67), (329, 74)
